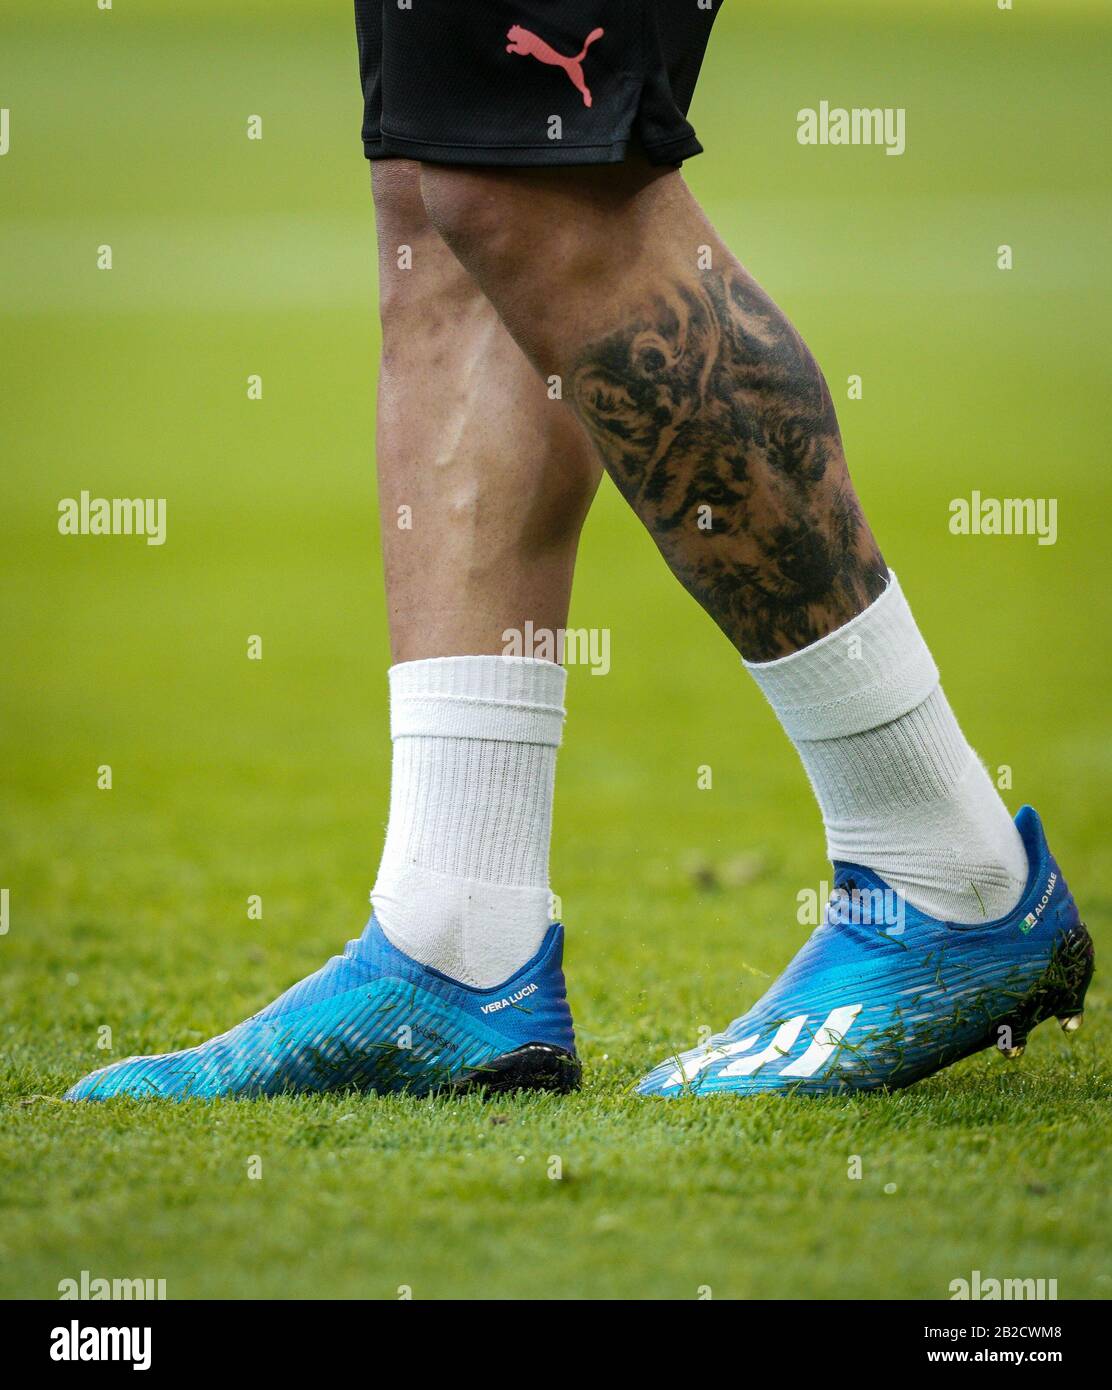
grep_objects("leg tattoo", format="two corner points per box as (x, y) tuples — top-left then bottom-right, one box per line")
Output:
(571, 266), (887, 659)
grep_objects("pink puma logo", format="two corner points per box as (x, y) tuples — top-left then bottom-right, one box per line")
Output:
(506, 24), (605, 108)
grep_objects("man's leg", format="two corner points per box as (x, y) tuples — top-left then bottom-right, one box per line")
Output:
(420, 158), (1025, 924)
(419, 158), (1092, 1095)
(422, 158), (887, 661)
(372, 161), (599, 663)
(370, 160), (601, 988)
(64, 164), (599, 1101)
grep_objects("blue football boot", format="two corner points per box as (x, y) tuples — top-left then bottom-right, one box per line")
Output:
(638, 807), (1093, 1096)
(65, 918), (579, 1100)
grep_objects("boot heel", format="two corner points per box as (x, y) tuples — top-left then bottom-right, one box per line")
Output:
(1045, 921), (1095, 1032)
(993, 921), (1094, 1060)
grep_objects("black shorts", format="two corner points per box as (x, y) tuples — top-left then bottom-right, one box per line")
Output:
(354, 0), (723, 167)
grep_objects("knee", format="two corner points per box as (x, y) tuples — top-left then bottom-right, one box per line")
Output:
(371, 159), (426, 240)
(418, 166), (514, 265)
(372, 160), (476, 330)
(422, 157), (669, 275)
(372, 162), (422, 318)
(419, 165), (613, 365)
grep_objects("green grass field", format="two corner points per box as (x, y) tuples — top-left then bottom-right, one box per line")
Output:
(2, 1), (1110, 1300)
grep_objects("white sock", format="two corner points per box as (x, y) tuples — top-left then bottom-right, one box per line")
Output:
(745, 573), (1028, 924)
(372, 655), (565, 987)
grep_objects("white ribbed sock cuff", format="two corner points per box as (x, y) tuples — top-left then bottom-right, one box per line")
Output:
(373, 655), (565, 985)
(743, 572), (938, 740)
(801, 687), (973, 816)
(388, 655), (566, 745)
(742, 574), (1027, 922)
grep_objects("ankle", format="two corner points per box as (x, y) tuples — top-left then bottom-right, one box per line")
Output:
(373, 866), (552, 988)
